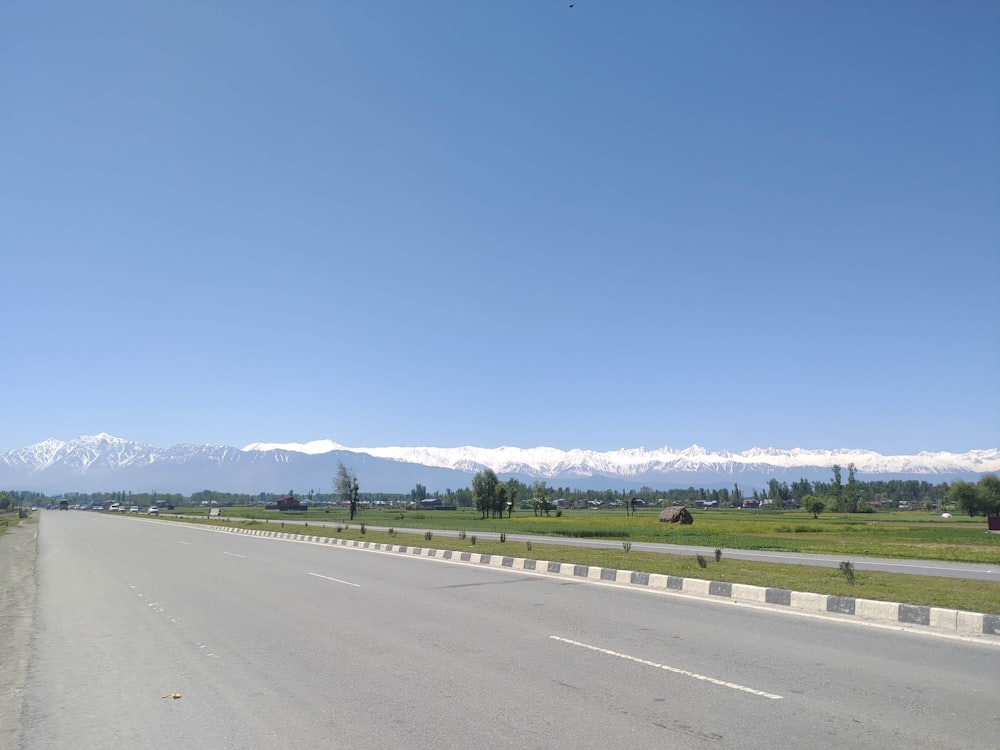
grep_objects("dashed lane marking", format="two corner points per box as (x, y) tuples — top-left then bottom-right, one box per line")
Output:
(308, 572), (362, 588)
(550, 635), (783, 700)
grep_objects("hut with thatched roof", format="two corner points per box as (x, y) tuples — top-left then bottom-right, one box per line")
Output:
(658, 506), (693, 524)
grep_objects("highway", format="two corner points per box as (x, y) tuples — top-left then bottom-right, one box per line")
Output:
(21, 512), (1000, 749)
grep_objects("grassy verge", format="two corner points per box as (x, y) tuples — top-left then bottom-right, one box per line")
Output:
(0, 512), (26, 537)
(161, 516), (1000, 615)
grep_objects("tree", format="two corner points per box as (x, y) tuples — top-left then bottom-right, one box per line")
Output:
(951, 475), (1000, 517)
(505, 478), (520, 518)
(496, 484), (508, 520)
(473, 469), (500, 520)
(977, 474), (1000, 516)
(532, 482), (551, 517)
(830, 464), (844, 511)
(802, 495), (825, 519)
(336, 463), (360, 520)
(846, 463), (859, 512)
(0, 491), (11, 511)
(949, 480), (980, 517)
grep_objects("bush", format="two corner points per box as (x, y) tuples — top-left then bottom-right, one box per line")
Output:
(470, 535), (477, 545)
(714, 548), (722, 562)
(424, 530), (433, 541)
(622, 541), (632, 553)
(840, 561), (856, 585)
(696, 554), (708, 569)
(499, 532), (506, 543)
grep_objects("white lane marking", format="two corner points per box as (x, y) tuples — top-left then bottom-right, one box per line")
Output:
(550, 636), (783, 700)
(308, 572), (362, 588)
(177, 541), (191, 545)
(221, 552), (246, 558)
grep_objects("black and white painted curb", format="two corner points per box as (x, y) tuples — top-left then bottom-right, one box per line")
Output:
(182, 523), (1000, 640)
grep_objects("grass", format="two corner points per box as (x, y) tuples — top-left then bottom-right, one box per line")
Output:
(0, 511), (27, 536)
(158, 514), (1000, 615)
(186, 506), (1000, 564)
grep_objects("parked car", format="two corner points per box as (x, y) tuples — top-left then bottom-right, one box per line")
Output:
(129, 506), (140, 513)
(147, 506), (159, 514)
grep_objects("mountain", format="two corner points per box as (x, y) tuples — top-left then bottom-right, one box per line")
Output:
(2, 433), (998, 495)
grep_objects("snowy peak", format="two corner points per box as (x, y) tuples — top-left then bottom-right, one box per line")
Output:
(1, 434), (997, 494)
(332, 442), (1000, 477)
(241, 439), (350, 455)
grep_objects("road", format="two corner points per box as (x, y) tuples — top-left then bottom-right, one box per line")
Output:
(197, 514), (1000, 582)
(21, 512), (1000, 749)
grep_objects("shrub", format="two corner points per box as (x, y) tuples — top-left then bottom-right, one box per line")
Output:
(622, 541), (632, 553)
(424, 530), (433, 541)
(696, 554), (708, 569)
(470, 535), (477, 545)
(526, 541), (532, 551)
(839, 561), (856, 585)
(714, 548), (722, 562)
(360, 523), (366, 535)
(499, 532), (506, 543)
(458, 530), (466, 540)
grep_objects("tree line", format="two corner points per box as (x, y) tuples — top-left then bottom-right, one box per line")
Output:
(4, 469), (998, 518)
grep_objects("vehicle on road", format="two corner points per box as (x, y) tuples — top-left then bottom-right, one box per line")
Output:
(130, 506), (139, 513)
(147, 506), (159, 514)
(59, 500), (69, 511)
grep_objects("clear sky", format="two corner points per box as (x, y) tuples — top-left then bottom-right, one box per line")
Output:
(3, 1), (998, 455)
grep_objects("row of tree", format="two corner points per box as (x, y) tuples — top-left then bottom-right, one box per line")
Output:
(947, 475), (1000, 517)
(6, 471), (998, 518)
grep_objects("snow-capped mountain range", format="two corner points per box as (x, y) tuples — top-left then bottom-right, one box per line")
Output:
(2, 433), (998, 495)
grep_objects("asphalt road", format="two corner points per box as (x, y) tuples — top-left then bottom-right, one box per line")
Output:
(21, 513), (1000, 749)
(200, 515), (1000, 582)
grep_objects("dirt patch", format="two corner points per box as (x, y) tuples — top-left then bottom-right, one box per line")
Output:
(0, 516), (39, 750)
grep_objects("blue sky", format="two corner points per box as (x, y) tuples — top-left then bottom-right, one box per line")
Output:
(3, 1), (998, 455)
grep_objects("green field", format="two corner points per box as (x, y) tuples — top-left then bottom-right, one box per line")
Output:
(188, 506), (1000, 564)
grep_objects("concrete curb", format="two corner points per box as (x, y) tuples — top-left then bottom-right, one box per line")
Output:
(189, 523), (1000, 641)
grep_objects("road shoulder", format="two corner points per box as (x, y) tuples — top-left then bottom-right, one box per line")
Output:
(0, 517), (40, 750)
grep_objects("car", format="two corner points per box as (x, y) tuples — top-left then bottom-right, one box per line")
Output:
(129, 506), (139, 513)
(147, 506), (159, 514)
